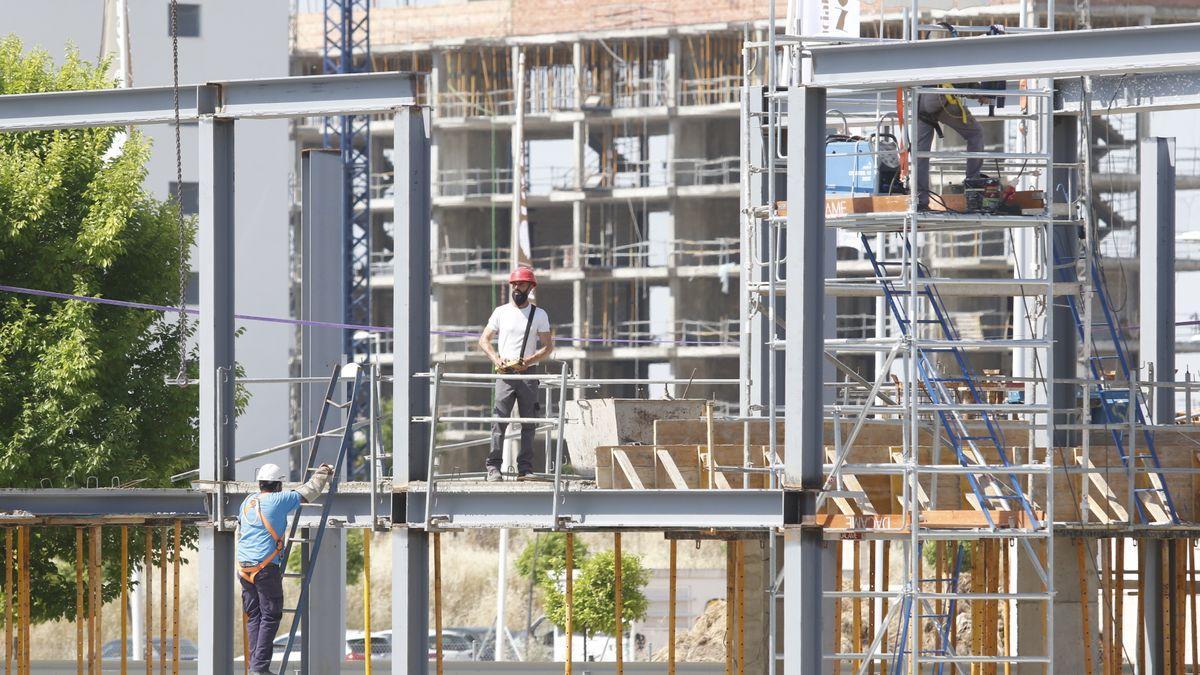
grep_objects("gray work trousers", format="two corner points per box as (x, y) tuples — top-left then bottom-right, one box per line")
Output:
(487, 377), (540, 473)
(916, 93), (984, 208)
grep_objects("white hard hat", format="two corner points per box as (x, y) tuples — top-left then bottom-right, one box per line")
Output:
(255, 463), (287, 483)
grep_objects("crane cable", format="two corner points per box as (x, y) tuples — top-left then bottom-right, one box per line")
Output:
(170, 0), (189, 384)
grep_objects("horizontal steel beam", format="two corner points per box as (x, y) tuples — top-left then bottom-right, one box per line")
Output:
(805, 23), (1200, 88)
(217, 73), (417, 119)
(0, 488), (208, 520)
(0, 73), (418, 132)
(402, 486), (796, 530)
(1058, 71), (1200, 114)
(217, 484), (388, 529)
(0, 484), (795, 531)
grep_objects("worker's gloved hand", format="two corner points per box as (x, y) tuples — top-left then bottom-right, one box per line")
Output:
(297, 464), (335, 502)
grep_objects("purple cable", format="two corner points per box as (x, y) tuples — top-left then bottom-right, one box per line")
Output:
(0, 283), (737, 346)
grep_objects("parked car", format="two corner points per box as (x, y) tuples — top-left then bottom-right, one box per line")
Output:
(347, 630), (390, 660)
(101, 638), (199, 660)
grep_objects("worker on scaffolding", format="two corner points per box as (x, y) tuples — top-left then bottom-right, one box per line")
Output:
(914, 23), (995, 211)
(478, 267), (554, 481)
(236, 462), (334, 675)
(915, 86), (985, 210)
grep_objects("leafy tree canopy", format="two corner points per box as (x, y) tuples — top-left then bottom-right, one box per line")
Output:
(0, 36), (197, 621)
(516, 532), (589, 587)
(542, 550), (650, 640)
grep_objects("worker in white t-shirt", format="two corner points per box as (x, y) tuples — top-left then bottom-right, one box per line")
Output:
(477, 267), (553, 481)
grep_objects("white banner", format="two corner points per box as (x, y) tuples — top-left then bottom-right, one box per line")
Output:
(799, 0), (861, 37)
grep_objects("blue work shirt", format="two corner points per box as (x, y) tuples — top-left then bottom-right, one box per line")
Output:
(237, 491), (301, 566)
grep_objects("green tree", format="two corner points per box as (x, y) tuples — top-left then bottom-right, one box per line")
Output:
(541, 550), (650, 652)
(0, 37), (197, 621)
(516, 532), (589, 586)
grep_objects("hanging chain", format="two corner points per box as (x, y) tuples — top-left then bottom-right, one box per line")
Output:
(171, 0), (189, 384)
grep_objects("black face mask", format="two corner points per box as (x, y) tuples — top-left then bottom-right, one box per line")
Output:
(512, 289), (529, 305)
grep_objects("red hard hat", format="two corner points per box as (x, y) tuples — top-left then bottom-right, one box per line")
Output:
(508, 267), (537, 286)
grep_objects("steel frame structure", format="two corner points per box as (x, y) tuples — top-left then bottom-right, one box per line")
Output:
(0, 21), (1197, 674)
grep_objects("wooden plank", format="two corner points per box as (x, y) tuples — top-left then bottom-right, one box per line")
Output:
(804, 509), (1043, 531)
(611, 449), (645, 490)
(655, 450), (690, 490)
(775, 191), (1046, 218)
(1077, 539), (1095, 675)
(1114, 538), (1124, 675)
(852, 541), (862, 672)
(1081, 457), (1130, 522)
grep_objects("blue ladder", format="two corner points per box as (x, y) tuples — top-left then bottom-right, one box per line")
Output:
(890, 542), (966, 675)
(861, 234), (1040, 531)
(278, 364), (365, 672)
(1053, 241), (1178, 524)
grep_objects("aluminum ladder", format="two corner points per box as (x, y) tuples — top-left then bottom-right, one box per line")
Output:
(276, 363), (365, 672)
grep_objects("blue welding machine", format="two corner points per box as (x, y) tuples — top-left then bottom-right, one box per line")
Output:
(826, 135), (904, 196)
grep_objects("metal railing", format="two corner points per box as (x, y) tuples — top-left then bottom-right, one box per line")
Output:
(678, 76), (742, 107)
(837, 313), (875, 339)
(582, 71), (672, 109)
(436, 247), (510, 275)
(581, 156), (739, 189)
(370, 171), (394, 200)
(674, 156), (740, 187)
(675, 318), (740, 346)
(436, 89), (515, 118)
(928, 229), (1008, 260)
(435, 168), (514, 197)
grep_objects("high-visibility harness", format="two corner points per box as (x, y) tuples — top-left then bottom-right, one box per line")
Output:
(939, 84), (970, 124)
(237, 496), (285, 584)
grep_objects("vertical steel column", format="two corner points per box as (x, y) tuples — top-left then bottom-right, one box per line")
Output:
(299, 148), (348, 464)
(783, 85), (825, 675)
(298, 148), (349, 674)
(1139, 136), (1176, 675)
(1139, 137), (1176, 426)
(392, 105), (432, 675)
(197, 100), (237, 675)
(1051, 114), (1080, 447)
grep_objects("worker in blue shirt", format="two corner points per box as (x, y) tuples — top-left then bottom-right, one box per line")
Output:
(237, 462), (333, 675)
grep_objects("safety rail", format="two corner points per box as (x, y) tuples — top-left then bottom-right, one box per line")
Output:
(415, 363), (571, 528)
(435, 247), (510, 275)
(369, 170), (393, 200)
(679, 76), (743, 107)
(435, 168), (514, 197)
(411, 369), (747, 526)
(674, 156), (740, 187)
(927, 230), (1007, 261)
(435, 89), (515, 118)
(582, 71), (672, 109)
